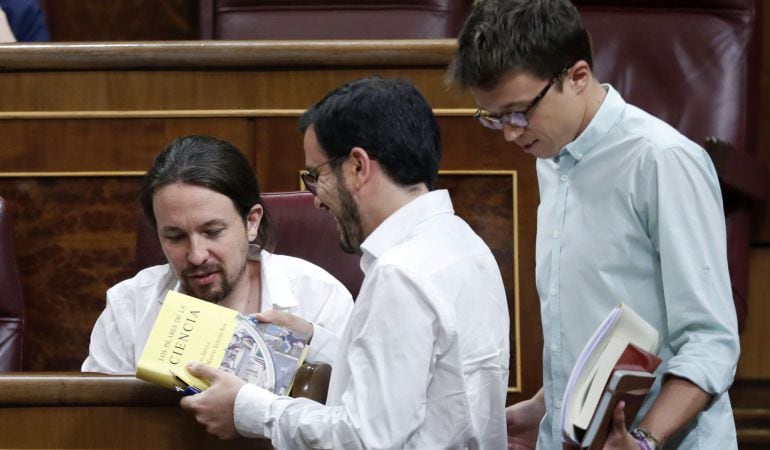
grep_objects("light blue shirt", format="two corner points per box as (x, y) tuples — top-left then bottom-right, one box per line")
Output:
(536, 85), (740, 449)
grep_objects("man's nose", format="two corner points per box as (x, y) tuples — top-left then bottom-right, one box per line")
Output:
(502, 121), (526, 142)
(187, 236), (209, 266)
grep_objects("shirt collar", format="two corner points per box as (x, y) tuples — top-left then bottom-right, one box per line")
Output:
(258, 249), (299, 310)
(559, 84), (624, 162)
(167, 247), (300, 310)
(359, 189), (454, 274)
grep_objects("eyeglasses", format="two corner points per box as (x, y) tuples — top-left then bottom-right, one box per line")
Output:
(300, 155), (346, 195)
(475, 67), (569, 130)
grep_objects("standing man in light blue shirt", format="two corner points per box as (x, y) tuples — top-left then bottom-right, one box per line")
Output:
(447, 0), (740, 449)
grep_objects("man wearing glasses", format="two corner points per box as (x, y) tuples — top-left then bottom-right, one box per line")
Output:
(181, 77), (511, 449)
(448, 1), (739, 450)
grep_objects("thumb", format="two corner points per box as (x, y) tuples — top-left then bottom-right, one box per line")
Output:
(186, 362), (218, 382)
(611, 400), (627, 435)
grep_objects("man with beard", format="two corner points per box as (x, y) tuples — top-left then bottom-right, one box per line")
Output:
(82, 135), (354, 373)
(181, 77), (511, 449)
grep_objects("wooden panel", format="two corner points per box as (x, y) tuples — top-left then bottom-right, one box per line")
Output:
(39, 0), (199, 41)
(0, 373), (270, 449)
(737, 247), (770, 379)
(0, 178), (140, 371)
(0, 70), (474, 112)
(0, 118), (253, 173)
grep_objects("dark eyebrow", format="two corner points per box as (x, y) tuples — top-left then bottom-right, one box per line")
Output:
(160, 219), (228, 234)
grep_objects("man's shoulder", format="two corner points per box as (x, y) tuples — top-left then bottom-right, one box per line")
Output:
(377, 216), (495, 279)
(107, 264), (177, 304)
(618, 102), (701, 153)
(267, 253), (350, 291)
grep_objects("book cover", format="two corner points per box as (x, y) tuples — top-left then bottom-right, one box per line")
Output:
(582, 369), (657, 450)
(136, 290), (309, 396)
(561, 304), (661, 447)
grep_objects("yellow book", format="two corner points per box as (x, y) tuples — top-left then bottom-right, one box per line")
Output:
(136, 290), (310, 395)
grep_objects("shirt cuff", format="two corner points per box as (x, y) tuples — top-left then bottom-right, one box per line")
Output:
(305, 323), (337, 365)
(234, 383), (279, 438)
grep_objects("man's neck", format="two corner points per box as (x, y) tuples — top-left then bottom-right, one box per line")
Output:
(218, 260), (262, 314)
(575, 80), (608, 137)
(359, 181), (429, 237)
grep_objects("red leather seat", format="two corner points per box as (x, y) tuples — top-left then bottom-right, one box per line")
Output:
(135, 191), (363, 298)
(199, 0), (472, 39)
(0, 196), (24, 371)
(573, 0), (767, 331)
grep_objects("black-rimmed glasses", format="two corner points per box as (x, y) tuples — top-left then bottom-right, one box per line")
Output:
(300, 155), (345, 195)
(475, 67), (569, 130)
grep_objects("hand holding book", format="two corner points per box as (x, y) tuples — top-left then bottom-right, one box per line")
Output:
(561, 304), (662, 450)
(136, 291), (311, 396)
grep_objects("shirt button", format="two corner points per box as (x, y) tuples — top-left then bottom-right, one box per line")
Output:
(550, 288), (558, 296)
(560, 174), (568, 182)
(553, 230), (560, 238)
(575, 153), (583, 160)
(551, 344), (559, 352)
(555, 399), (562, 409)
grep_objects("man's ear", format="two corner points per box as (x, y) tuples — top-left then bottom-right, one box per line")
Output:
(567, 60), (592, 94)
(246, 203), (264, 242)
(348, 146), (373, 189)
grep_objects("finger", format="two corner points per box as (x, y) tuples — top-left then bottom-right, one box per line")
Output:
(253, 310), (280, 323)
(611, 400), (627, 433)
(187, 362), (218, 381)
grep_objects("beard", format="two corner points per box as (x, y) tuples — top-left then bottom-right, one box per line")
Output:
(181, 260), (246, 303)
(335, 181), (365, 255)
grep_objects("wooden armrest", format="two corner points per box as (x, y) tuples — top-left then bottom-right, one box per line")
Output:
(290, 362), (331, 404)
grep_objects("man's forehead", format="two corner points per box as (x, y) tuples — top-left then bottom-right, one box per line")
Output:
(471, 70), (548, 111)
(153, 183), (239, 218)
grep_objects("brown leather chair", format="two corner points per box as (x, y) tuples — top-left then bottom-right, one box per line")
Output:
(572, 0), (767, 331)
(199, 0), (473, 39)
(0, 196), (24, 372)
(135, 190), (364, 298)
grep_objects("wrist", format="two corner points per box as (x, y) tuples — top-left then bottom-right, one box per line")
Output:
(630, 428), (663, 450)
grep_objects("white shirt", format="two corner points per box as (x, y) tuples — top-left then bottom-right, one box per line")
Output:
(536, 85), (739, 449)
(82, 250), (354, 372)
(234, 190), (510, 449)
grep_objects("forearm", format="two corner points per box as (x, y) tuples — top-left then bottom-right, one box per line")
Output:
(638, 376), (712, 445)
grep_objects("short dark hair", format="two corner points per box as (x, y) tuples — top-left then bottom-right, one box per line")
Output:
(139, 135), (274, 250)
(299, 77), (442, 190)
(447, 0), (593, 90)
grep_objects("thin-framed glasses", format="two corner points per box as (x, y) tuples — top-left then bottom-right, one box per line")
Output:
(300, 155), (346, 195)
(474, 67), (569, 130)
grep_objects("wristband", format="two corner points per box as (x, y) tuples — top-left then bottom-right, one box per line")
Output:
(631, 428), (662, 450)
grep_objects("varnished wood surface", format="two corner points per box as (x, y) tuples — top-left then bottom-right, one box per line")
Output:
(0, 373), (178, 406)
(0, 374), (271, 449)
(0, 40), (456, 70)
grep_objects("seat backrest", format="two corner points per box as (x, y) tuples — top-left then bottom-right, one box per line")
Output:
(573, 0), (760, 331)
(574, 0), (757, 155)
(0, 196), (24, 371)
(135, 191), (363, 298)
(199, 0), (472, 39)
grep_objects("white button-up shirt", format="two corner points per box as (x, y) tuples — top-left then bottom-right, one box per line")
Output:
(234, 190), (510, 449)
(82, 250), (354, 372)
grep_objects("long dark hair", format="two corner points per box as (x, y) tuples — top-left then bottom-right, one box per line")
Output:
(139, 135), (274, 250)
